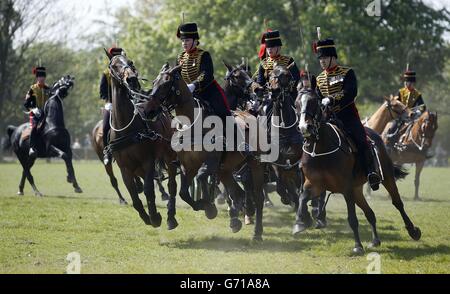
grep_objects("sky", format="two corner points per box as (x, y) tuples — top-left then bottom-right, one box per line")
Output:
(39, 0), (450, 48)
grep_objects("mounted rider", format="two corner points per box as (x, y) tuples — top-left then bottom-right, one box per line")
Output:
(386, 68), (426, 150)
(99, 47), (125, 165)
(24, 66), (51, 158)
(176, 22), (231, 122)
(252, 30), (300, 98)
(314, 34), (382, 191)
(176, 22), (231, 181)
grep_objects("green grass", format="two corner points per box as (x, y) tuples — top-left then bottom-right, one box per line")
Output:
(0, 160), (449, 274)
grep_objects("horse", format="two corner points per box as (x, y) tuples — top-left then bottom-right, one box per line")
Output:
(91, 119), (171, 205)
(294, 88), (421, 255)
(5, 76), (83, 196)
(364, 95), (410, 134)
(382, 110), (438, 200)
(106, 52), (178, 230)
(223, 62), (326, 225)
(146, 63), (267, 240)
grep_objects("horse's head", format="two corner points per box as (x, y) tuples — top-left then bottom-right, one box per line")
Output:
(107, 52), (140, 92)
(145, 63), (184, 119)
(384, 95), (409, 119)
(223, 61), (254, 97)
(420, 110), (438, 148)
(296, 88), (322, 140)
(269, 63), (295, 93)
(51, 75), (75, 99)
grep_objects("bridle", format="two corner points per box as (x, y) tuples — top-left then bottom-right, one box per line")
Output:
(385, 98), (408, 120)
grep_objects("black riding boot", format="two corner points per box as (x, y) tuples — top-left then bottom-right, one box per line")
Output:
(364, 147), (381, 191)
(386, 119), (400, 152)
(102, 110), (112, 165)
(29, 126), (38, 158)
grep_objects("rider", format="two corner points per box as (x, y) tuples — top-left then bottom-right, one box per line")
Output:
(314, 38), (382, 191)
(176, 22), (231, 122)
(24, 66), (51, 158)
(99, 47), (125, 165)
(386, 69), (426, 149)
(252, 30), (300, 98)
(176, 22), (231, 182)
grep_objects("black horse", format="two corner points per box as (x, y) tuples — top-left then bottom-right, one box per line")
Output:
(5, 76), (82, 196)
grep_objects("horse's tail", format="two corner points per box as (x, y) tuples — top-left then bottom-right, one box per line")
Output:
(3, 125), (16, 151)
(393, 164), (409, 181)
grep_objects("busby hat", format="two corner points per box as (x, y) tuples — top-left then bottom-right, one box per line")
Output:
(403, 70), (416, 82)
(108, 47), (124, 56)
(177, 22), (200, 40)
(263, 30), (282, 48)
(32, 66), (46, 78)
(314, 38), (338, 59)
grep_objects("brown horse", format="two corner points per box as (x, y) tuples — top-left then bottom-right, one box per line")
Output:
(146, 63), (267, 240)
(294, 88), (421, 255)
(91, 119), (172, 205)
(107, 53), (178, 229)
(382, 110), (438, 200)
(364, 95), (410, 134)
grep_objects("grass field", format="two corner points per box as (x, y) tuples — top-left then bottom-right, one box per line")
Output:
(0, 160), (449, 274)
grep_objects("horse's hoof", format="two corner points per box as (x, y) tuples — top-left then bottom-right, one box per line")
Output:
(205, 203), (218, 220)
(17, 191), (24, 196)
(150, 213), (162, 228)
(216, 193), (226, 205)
(315, 219), (327, 229)
(119, 199), (128, 205)
(292, 222), (309, 236)
(368, 239), (381, 248)
(167, 218), (179, 231)
(414, 197), (422, 202)
(264, 200), (274, 208)
(253, 235), (263, 242)
(35, 191), (43, 197)
(74, 187), (83, 194)
(351, 246), (365, 256)
(280, 197), (290, 206)
(161, 193), (170, 202)
(245, 215), (254, 225)
(230, 218), (242, 233)
(141, 214), (152, 225)
(408, 226), (422, 241)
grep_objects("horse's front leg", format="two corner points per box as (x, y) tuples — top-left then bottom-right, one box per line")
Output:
(166, 160), (178, 230)
(143, 158), (162, 228)
(292, 184), (314, 235)
(49, 145), (82, 193)
(414, 160), (424, 200)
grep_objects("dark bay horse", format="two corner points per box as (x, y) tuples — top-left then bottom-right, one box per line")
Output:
(5, 76), (82, 196)
(295, 88), (421, 255)
(91, 119), (171, 205)
(107, 53), (178, 230)
(146, 63), (267, 240)
(382, 110), (438, 200)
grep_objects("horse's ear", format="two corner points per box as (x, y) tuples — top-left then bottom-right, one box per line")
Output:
(104, 48), (113, 60)
(168, 64), (182, 75)
(223, 60), (234, 72)
(161, 62), (170, 73)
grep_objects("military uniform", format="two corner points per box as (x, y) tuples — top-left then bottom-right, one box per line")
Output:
(254, 31), (300, 88)
(24, 67), (51, 157)
(99, 47), (124, 165)
(387, 70), (426, 148)
(176, 23), (230, 122)
(315, 38), (381, 190)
